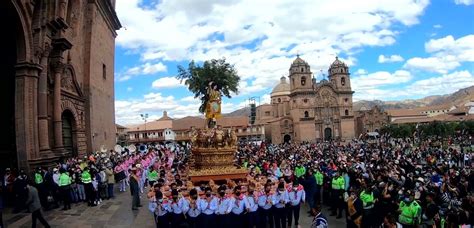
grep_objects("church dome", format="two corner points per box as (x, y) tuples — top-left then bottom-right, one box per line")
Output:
(291, 54), (308, 66)
(330, 56), (347, 68)
(271, 76), (290, 96)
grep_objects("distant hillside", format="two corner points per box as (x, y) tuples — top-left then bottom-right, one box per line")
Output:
(224, 106), (250, 117)
(354, 86), (474, 111)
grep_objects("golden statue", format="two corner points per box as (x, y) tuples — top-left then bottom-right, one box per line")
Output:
(205, 81), (221, 128)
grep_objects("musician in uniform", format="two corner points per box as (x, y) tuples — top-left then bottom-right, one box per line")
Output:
(187, 188), (201, 228)
(287, 181), (305, 228)
(272, 182), (289, 228)
(198, 187), (217, 228)
(258, 183), (274, 228)
(245, 187), (260, 228)
(169, 189), (189, 228)
(230, 185), (246, 228)
(216, 185), (232, 227)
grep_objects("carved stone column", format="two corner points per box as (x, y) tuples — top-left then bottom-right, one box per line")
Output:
(38, 46), (51, 152)
(53, 63), (64, 149)
(15, 62), (42, 170)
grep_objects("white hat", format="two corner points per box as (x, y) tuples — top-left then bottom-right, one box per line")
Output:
(53, 168), (58, 172)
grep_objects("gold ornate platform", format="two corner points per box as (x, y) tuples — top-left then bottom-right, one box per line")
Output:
(189, 127), (247, 182)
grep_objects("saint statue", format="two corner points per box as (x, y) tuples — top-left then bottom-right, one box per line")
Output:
(205, 81), (222, 128)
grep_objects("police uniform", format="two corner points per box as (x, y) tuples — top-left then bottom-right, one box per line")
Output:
(58, 172), (72, 210)
(330, 175), (345, 217)
(82, 169), (94, 206)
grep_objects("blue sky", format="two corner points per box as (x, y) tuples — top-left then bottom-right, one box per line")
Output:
(114, 0), (474, 125)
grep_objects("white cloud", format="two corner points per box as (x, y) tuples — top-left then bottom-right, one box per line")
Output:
(454, 0), (474, 5)
(352, 70), (412, 91)
(354, 69), (368, 75)
(180, 96), (197, 102)
(115, 0), (429, 92)
(405, 35), (474, 73)
(127, 87), (133, 92)
(151, 77), (184, 89)
(433, 24), (442, 29)
(116, 62), (167, 81)
(378, 54), (404, 63)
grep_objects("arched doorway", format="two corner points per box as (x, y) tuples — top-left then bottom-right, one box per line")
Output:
(62, 110), (78, 157)
(283, 134), (291, 143)
(324, 128), (332, 141)
(0, 1), (21, 169)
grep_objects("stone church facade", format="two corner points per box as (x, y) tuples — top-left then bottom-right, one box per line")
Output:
(258, 56), (355, 144)
(0, 0), (121, 170)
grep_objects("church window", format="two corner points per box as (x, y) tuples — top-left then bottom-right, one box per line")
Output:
(303, 98), (308, 103)
(304, 111), (309, 118)
(345, 109), (349, 116)
(344, 98), (348, 103)
(278, 98), (281, 103)
(301, 67), (304, 72)
(102, 64), (107, 80)
(341, 77), (346, 86)
(301, 76), (306, 86)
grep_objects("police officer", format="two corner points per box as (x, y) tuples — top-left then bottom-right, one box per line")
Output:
(360, 185), (376, 228)
(272, 182), (289, 228)
(58, 168), (71, 210)
(230, 185), (245, 228)
(82, 167), (94, 207)
(216, 185), (232, 227)
(288, 181), (305, 228)
(187, 188), (201, 228)
(34, 167), (47, 208)
(198, 186), (217, 228)
(258, 183), (274, 228)
(398, 190), (421, 228)
(330, 171), (345, 218)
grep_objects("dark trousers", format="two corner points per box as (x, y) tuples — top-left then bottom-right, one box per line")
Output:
(259, 208), (273, 228)
(84, 183), (94, 206)
(31, 209), (50, 228)
(107, 184), (114, 199)
(273, 207), (286, 228)
(60, 186), (71, 210)
(216, 214), (231, 227)
(287, 204), (300, 226)
(201, 214), (214, 228)
(187, 215), (200, 228)
(132, 193), (140, 208)
(230, 213), (243, 228)
(36, 183), (47, 208)
(362, 208), (376, 228)
(248, 211), (259, 228)
(156, 214), (171, 228)
(171, 213), (185, 228)
(315, 185), (322, 205)
(331, 189), (343, 216)
(307, 190), (316, 210)
(0, 210), (4, 228)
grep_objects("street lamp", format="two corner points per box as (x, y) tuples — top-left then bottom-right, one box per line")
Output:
(140, 113), (148, 139)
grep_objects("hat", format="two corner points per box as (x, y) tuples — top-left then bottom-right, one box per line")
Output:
(53, 168), (58, 172)
(416, 177), (425, 183)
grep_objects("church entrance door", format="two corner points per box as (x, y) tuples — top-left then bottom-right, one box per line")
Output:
(324, 128), (332, 141)
(283, 134), (291, 144)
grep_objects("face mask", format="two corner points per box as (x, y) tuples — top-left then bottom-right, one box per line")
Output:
(219, 192), (225, 197)
(398, 190), (403, 195)
(192, 195), (198, 200)
(158, 199), (163, 203)
(265, 189), (270, 193)
(235, 192), (241, 197)
(293, 187), (298, 191)
(206, 193), (211, 197)
(279, 190), (284, 194)
(249, 191), (254, 195)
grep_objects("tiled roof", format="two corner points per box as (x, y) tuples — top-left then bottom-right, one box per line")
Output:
(386, 109), (426, 117)
(172, 116), (206, 131)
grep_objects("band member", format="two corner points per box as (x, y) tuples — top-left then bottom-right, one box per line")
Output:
(149, 189), (171, 228)
(245, 187), (259, 228)
(198, 187), (217, 228)
(169, 189), (189, 228)
(230, 185), (246, 228)
(258, 183), (274, 228)
(187, 188), (201, 228)
(216, 185), (232, 227)
(288, 181), (305, 228)
(272, 182), (289, 228)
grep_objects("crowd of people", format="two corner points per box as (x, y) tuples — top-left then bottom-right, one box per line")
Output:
(0, 132), (472, 228)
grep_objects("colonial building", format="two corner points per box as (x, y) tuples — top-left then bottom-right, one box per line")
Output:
(126, 111), (265, 145)
(0, 0), (121, 170)
(258, 56), (355, 143)
(354, 106), (390, 137)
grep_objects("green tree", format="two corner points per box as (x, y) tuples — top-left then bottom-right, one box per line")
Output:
(176, 58), (240, 113)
